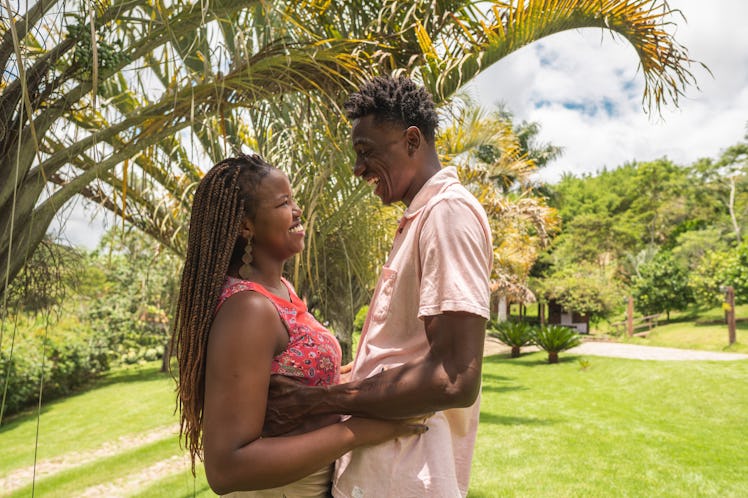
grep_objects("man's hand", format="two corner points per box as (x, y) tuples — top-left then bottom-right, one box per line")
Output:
(262, 375), (331, 437)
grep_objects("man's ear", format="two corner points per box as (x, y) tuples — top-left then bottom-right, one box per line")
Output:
(405, 126), (422, 155)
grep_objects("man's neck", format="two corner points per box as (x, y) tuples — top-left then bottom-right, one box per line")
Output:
(402, 154), (442, 207)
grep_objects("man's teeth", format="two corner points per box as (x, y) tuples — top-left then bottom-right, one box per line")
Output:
(367, 177), (380, 186)
(289, 224), (304, 233)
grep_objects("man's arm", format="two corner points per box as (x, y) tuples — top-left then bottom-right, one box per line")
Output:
(264, 311), (485, 435)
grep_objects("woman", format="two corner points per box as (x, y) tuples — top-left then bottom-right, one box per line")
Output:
(172, 154), (425, 496)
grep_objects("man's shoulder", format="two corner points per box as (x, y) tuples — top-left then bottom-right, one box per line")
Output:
(424, 184), (488, 223)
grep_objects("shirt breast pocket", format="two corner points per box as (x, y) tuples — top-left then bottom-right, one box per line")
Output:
(370, 268), (397, 323)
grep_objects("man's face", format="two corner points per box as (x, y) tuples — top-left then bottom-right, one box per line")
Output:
(351, 115), (415, 205)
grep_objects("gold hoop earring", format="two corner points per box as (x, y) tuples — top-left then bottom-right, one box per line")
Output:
(239, 237), (253, 280)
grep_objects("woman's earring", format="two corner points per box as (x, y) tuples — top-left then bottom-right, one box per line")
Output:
(239, 238), (253, 280)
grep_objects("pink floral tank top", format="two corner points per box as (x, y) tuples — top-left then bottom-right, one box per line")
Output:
(217, 276), (341, 386)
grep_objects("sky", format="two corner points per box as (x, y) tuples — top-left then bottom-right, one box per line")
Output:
(56, 0), (748, 249)
(464, 0), (748, 182)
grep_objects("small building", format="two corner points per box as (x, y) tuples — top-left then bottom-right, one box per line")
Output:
(546, 300), (589, 334)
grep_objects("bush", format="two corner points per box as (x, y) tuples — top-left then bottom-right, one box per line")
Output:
(489, 321), (534, 357)
(0, 315), (109, 419)
(531, 325), (582, 364)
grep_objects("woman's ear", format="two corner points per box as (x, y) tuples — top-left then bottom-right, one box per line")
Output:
(239, 217), (254, 240)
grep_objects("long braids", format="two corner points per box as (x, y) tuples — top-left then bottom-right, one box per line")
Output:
(171, 154), (273, 472)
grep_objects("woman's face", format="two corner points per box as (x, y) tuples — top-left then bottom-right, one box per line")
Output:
(249, 169), (305, 261)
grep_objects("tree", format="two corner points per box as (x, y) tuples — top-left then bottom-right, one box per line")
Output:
(688, 142), (748, 244)
(537, 262), (624, 322)
(631, 250), (693, 321)
(690, 241), (748, 308)
(1, 0), (702, 302)
(629, 159), (690, 246)
(437, 102), (559, 306)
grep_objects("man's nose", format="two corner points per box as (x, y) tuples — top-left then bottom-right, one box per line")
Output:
(353, 162), (365, 177)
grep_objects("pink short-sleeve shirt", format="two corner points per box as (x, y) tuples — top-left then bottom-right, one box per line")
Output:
(332, 167), (492, 498)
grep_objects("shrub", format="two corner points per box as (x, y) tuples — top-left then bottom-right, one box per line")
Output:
(0, 315), (109, 419)
(531, 325), (582, 364)
(489, 321), (534, 358)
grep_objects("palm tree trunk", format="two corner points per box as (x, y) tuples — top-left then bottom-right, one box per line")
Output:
(548, 352), (559, 364)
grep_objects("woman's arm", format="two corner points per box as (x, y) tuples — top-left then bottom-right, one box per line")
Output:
(202, 292), (424, 494)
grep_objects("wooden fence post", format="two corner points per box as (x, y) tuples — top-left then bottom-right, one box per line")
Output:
(725, 286), (737, 345)
(627, 296), (634, 337)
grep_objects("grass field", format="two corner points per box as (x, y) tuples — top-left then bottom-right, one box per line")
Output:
(602, 304), (748, 354)
(2, 347), (747, 497)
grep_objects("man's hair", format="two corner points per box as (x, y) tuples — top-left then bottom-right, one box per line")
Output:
(344, 75), (439, 142)
(171, 153), (274, 473)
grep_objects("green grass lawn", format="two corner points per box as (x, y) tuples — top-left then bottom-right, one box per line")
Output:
(2, 353), (747, 497)
(470, 352), (748, 497)
(596, 303), (748, 354)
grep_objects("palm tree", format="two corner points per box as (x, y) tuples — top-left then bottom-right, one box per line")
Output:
(438, 101), (560, 318)
(1, 0), (701, 302)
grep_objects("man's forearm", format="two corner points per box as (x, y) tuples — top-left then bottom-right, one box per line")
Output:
(308, 353), (482, 419)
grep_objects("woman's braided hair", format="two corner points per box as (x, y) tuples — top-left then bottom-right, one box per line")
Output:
(171, 153), (274, 471)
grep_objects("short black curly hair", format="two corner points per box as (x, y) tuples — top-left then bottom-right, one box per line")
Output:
(344, 75), (439, 143)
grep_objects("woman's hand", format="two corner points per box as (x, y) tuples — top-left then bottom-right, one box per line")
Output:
(343, 415), (430, 448)
(339, 361), (353, 383)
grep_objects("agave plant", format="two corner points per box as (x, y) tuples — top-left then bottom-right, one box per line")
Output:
(490, 320), (534, 358)
(531, 325), (582, 364)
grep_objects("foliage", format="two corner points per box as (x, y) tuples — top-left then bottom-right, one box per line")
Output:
(547, 160), (692, 268)
(1, 0), (701, 303)
(631, 250), (693, 320)
(2, 240), (81, 313)
(531, 325), (581, 363)
(689, 241), (748, 308)
(0, 312), (108, 420)
(489, 320), (534, 357)
(83, 228), (180, 366)
(439, 102), (560, 302)
(536, 263), (624, 321)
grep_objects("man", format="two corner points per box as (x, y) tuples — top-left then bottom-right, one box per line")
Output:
(265, 75), (492, 497)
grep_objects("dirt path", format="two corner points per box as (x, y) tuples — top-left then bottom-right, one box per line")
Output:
(79, 454), (191, 498)
(568, 341), (748, 361)
(0, 424), (179, 496)
(483, 335), (748, 361)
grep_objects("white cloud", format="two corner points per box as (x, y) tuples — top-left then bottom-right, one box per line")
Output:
(465, 0), (748, 182)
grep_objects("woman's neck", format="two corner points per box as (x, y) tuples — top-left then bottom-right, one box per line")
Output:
(229, 256), (289, 299)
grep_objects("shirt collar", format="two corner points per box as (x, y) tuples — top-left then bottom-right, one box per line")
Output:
(402, 166), (460, 221)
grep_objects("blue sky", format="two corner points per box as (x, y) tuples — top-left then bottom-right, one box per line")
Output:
(464, 0), (748, 182)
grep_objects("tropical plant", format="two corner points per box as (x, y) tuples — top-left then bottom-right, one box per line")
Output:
(1, 0), (701, 300)
(531, 324), (581, 364)
(438, 101), (560, 304)
(490, 320), (534, 358)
